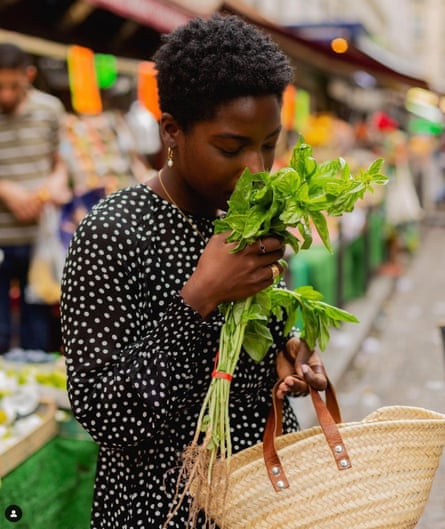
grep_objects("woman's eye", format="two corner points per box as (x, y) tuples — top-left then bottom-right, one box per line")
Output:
(219, 147), (241, 157)
(218, 142), (276, 157)
(263, 143), (277, 151)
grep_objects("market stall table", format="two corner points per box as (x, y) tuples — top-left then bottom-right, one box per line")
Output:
(0, 414), (97, 529)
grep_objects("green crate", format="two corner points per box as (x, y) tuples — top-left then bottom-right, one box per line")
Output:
(0, 432), (98, 529)
(289, 244), (337, 306)
(367, 208), (387, 271)
(341, 235), (367, 303)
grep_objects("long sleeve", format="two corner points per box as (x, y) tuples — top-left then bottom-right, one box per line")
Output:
(61, 186), (221, 447)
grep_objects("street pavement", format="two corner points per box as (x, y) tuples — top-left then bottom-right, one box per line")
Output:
(291, 222), (445, 529)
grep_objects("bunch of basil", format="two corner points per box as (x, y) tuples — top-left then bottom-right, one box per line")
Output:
(170, 139), (387, 528)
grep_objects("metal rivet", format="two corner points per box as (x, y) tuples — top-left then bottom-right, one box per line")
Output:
(271, 466), (281, 476)
(276, 480), (286, 489)
(334, 444), (344, 453)
(339, 458), (349, 468)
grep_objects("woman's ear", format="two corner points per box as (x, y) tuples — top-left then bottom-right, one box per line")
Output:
(159, 112), (181, 147)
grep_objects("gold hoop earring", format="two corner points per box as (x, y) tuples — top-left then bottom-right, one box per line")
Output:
(167, 146), (174, 168)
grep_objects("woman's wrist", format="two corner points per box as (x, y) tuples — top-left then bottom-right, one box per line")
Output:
(180, 280), (217, 320)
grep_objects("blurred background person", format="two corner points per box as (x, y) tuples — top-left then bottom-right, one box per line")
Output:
(0, 42), (70, 354)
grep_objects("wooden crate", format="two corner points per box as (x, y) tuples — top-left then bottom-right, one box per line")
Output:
(0, 398), (58, 478)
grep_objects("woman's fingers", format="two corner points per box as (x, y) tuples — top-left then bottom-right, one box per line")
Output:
(251, 237), (286, 284)
(204, 233), (284, 296)
(276, 350), (309, 398)
(256, 237), (284, 256)
(276, 350), (295, 381)
(276, 339), (328, 399)
(301, 363), (328, 391)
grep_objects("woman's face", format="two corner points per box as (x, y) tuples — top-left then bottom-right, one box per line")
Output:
(172, 94), (282, 215)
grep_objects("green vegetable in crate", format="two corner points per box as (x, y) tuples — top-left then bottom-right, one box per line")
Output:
(165, 139), (388, 528)
(34, 370), (67, 390)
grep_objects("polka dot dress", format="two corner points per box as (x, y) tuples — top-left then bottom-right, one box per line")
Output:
(61, 184), (300, 529)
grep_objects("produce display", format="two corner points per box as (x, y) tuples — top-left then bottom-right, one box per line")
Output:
(62, 111), (138, 195)
(165, 139), (388, 527)
(0, 353), (68, 456)
(0, 370), (42, 449)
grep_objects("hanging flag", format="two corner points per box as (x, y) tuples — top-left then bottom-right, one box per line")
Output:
(295, 89), (310, 132)
(409, 117), (444, 136)
(95, 53), (118, 89)
(137, 61), (161, 121)
(281, 84), (296, 131)
(67, 45), (102, 115)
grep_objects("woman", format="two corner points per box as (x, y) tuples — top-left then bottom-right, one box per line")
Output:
(61, 14), (327, 529)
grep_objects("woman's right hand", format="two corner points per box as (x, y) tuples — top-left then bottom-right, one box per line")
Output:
(180, 231), (285, 319)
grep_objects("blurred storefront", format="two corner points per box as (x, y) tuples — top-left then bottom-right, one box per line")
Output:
(1, 0), (439, 321)
(1, 0), (439, 298)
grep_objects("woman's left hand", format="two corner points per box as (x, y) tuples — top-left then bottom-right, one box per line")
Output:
(275, 336), (328, 399)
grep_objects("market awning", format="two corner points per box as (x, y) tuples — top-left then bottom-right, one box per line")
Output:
(219, 4), (429, 90)
(85, 0), (194, 33)
(0, 0), (429, 91)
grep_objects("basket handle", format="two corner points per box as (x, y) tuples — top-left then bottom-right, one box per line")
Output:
(263, 377), (352, 492)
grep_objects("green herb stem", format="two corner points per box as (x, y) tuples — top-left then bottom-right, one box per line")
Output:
(196, 297), (253, 483)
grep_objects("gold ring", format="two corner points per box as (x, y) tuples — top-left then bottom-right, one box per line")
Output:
(270, 263), (281, 280)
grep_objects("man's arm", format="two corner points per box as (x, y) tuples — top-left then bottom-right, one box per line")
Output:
(37, 152), (72, 205)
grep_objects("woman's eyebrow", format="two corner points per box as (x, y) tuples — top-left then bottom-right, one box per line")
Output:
(212, 126), (282, 141)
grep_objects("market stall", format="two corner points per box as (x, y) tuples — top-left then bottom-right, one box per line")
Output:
(0, 354), (97, 529)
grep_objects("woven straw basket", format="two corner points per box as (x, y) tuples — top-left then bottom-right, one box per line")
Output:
(193, 380), (445, 529)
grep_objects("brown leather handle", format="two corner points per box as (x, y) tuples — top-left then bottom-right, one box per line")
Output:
(263, 378), (352, 492)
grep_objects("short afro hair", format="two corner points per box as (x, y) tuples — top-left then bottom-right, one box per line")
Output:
(153, 14), (294, 131)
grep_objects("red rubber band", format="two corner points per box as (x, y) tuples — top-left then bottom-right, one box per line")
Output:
(212, 370), (233, 382)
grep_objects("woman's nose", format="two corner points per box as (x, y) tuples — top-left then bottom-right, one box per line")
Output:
(244, 150), (266, 174)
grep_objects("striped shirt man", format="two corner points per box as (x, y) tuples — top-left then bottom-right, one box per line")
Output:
(0, 88), (64, 245)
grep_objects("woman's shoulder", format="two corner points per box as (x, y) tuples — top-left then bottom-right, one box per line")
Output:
(74, 184), (169, 242)
(93, 183), (161, 218)
(69, 184), (163, 255)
